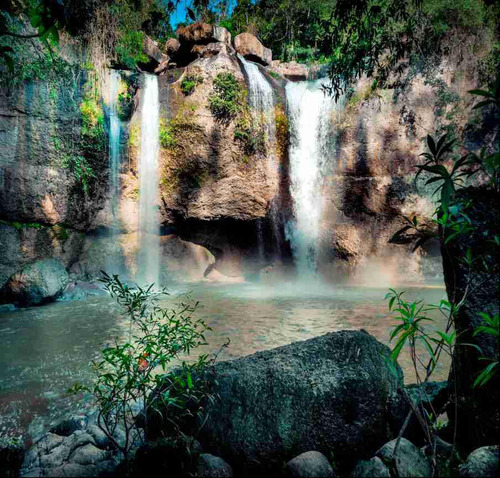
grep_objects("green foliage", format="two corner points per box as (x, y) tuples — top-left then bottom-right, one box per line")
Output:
(267, 70), (282, 80)
(159, 118), (178, 149)
(234, 111), (266, 157)
(69, 272), (221, 463)
(180, 74), (203, 95)
(385, 289), (456, 378)
(62, 154), (96, 195)
(386, 85), (499, 458)
(209, 72), (245, 121)
(115, 30), (149, 70)
(472, 312), (499, 388)
(116, 73), (139, 121)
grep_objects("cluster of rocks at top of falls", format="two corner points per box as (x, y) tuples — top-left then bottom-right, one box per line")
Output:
(3, 330), (498, 477)
(142, 21), (318, 79)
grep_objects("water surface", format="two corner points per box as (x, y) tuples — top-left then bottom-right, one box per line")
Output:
(0, 281), (449, 445)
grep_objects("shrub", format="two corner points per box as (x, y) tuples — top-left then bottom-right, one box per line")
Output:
(116, 31), (149, 70)
(209, 72), (244, 120)
(234, 111), (266, 157)
(159, 118), (178, 149)
(69, 273), (223, 467)
(62, 154), (96, 194)
(180, 75), (203, 95)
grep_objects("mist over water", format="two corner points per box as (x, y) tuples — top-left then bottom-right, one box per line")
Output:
(138, 74), (161, 286)
(286, 80), (337, 278)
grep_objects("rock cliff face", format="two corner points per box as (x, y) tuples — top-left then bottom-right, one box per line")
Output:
(0, 26), (483, 289)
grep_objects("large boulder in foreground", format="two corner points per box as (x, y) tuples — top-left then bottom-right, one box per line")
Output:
(234, 32), (272, 66)
(198, 330), (403, 475)
(1, 258), (68, 306)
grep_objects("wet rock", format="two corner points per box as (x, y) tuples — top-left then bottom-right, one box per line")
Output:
(270, 60), (309, 81)
(51, 415), (87, 437)
(351, 457), (391, 477)
(195, 330), (402, 475)
(69, 443), (108, 466)
(459, 445), (499, 477)
(0, 303), (16, 312)
(20, 415), (120, 478)
(196, 454), (233, 477)
(234, 33), (272, 65)
(1, 258), (69, 306)
(86, 425), (109, 450)
(285, 451), (334, 477)
(159, 234), (215, 282)
(376, 438), (432, 477)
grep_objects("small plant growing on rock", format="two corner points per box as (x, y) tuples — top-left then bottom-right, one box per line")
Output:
(209, 72), (244, 121)
(69, 273), (220, 469)
(62, 154), (96, 194)
(159, 118), (178, 149)
(180, 74), (203, 95)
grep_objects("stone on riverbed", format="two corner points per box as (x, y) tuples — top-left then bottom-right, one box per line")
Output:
(1, 258), (68, 306)
(376, 438), (432, 477)
(285, 451), (334, 477)
(194, 330), (403, 475)
(196, 453), (233, 477)
(351, 457), (391, 477)
(459, 445), (499, 477)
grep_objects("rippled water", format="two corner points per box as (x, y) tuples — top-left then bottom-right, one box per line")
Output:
(0, 281), (449, 445)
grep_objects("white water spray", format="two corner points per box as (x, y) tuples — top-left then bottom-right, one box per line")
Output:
(138, 74), (161, 285)
(238, 54), (282, 260)
(286, 80), (336, 277)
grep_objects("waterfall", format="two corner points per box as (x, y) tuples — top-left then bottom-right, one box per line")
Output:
(137, 74), (161, 285)
(108, 70), (121, 221)
(238, 54), (282, 261)
(285, 80), (336, 277)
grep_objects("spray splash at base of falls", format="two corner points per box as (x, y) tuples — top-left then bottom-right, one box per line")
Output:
(238, 54), (282, 262)
(286, 80), (337, 278)
(138, 74), (161, 285)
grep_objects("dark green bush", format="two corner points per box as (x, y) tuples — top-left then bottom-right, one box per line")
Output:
(180, 74), (203, 95)
(209, 72), (244, 120)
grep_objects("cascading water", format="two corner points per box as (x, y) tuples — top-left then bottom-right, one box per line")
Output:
(238, 54), (282, 261)
(104, 69), (123, 276)
(286, 80), (336, 277)
(137, 74), (161, 285)
(108, 70), (121, 221)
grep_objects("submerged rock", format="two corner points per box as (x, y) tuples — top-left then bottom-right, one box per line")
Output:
(234, 33), (272, 66)
(285, 451), (334, 477)
(459, 445), (499, 478)
(1, 258), (68, 306)
(195, 330), (403, 475)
